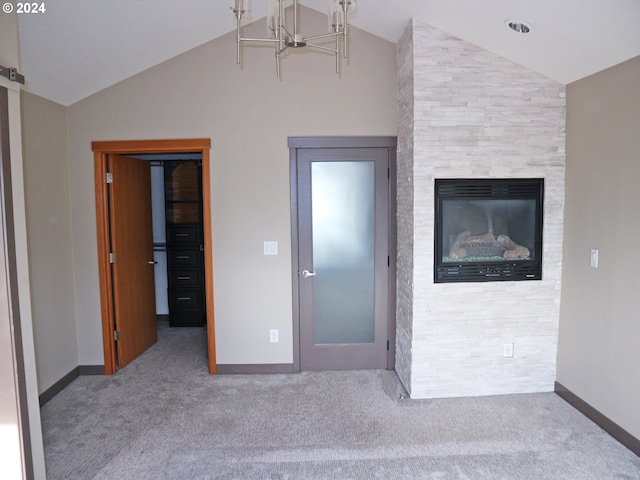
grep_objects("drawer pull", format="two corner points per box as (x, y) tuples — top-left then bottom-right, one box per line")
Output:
(177, 276), (191, 280)
(176, 255), (190, 259)
(177, 297), (192, 301)
(175, 233), (189, 237)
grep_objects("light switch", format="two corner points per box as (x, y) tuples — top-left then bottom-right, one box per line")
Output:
(590, 248), (599, 268)
(264, 241), (278, 256)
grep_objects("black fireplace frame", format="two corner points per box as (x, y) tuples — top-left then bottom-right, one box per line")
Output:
(434, 178), (544, 283)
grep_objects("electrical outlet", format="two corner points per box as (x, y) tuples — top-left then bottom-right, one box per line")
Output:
(270, 329), (279, 343)
(503, 343), (514, 358)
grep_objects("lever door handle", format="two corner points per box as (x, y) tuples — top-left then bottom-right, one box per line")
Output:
(301, 270), (316, 278)
(148, 261), (158, 265)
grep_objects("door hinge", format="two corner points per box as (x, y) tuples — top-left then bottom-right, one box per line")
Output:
(387, 256), (390, 267)
(387, 340), (390, 351)
(109, 252), (116, 263)
(114, 330), (120, 341)
(0, 65), (25, 85)
(106, 172), (113, 184)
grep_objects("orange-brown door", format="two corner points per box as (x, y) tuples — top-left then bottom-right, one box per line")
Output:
(108, 154), (157, 368)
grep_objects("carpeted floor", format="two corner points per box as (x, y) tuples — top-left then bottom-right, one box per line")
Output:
(41, 321), (640, 479)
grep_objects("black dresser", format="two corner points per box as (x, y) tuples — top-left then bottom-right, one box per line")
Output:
(164, 160), (206, 327)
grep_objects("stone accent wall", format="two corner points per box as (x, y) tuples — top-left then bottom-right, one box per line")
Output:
(395, 22), (415, 391)
(396, 20), (566, 398)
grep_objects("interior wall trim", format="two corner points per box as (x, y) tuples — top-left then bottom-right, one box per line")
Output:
(288, 136), (398, 372)
(92, 138), (216, 375)
(555, 382), (640, 457)
(1, 84), (35, 479)
(39, 367), (78, 406)
(79, 365), (105, 376)
(216, 364), (295, 375)
(39, 365), (106, 407)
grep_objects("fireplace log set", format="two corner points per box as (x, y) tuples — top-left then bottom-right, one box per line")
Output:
(449, 231), (530, 260)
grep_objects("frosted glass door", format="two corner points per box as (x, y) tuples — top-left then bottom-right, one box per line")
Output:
(296, 146), (390, 371)
(311, 161), (375, 344)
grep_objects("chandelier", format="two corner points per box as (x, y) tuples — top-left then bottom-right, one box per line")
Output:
(231, 0), (355, 76)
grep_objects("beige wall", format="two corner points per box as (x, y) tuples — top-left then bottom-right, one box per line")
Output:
(21, 91), (78, 392)
(66, 7), (397, 366)
(558, 56), (640, 439)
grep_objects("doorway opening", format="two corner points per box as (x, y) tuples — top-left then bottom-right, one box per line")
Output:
(93, 139), (216, 374)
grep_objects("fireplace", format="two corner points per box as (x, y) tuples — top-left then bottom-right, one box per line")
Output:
(434, 178), (544, 283)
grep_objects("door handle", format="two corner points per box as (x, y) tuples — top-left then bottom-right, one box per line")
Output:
(148, 261), (158, 265)
(301, 270), (316, 278)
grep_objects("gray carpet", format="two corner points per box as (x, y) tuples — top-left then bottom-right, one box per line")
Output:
(41, 321), (640, 479)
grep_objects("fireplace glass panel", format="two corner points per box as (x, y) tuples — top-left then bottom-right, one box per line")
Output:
(434, 178), (543, 282)
(441, 199), (536, 263)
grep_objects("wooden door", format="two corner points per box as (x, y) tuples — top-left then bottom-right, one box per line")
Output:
(108, 154), (157, 368)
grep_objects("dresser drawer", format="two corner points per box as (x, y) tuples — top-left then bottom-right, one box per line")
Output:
(168, 289), (201, 307)
(168, 249), (200, 266)
(167, 224), (200, 244)
(169, 308), (205, 328)
(168, 269), (201, 288)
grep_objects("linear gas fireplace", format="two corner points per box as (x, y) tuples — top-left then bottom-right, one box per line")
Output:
(434, 178), (544, 283)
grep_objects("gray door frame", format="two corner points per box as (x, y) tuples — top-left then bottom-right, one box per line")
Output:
(0, 85), (35, 478)
(289, 136), (397, 372)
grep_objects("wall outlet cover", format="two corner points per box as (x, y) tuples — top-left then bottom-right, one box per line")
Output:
(503, 343), (514, 358)
(269, 329), (279, 343)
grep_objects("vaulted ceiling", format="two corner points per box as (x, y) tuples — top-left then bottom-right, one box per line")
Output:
(17, 0), (640, 106)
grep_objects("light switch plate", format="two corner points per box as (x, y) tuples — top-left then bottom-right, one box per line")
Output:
(590, 248), (599, 268)
(264, 241), (278, 256)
